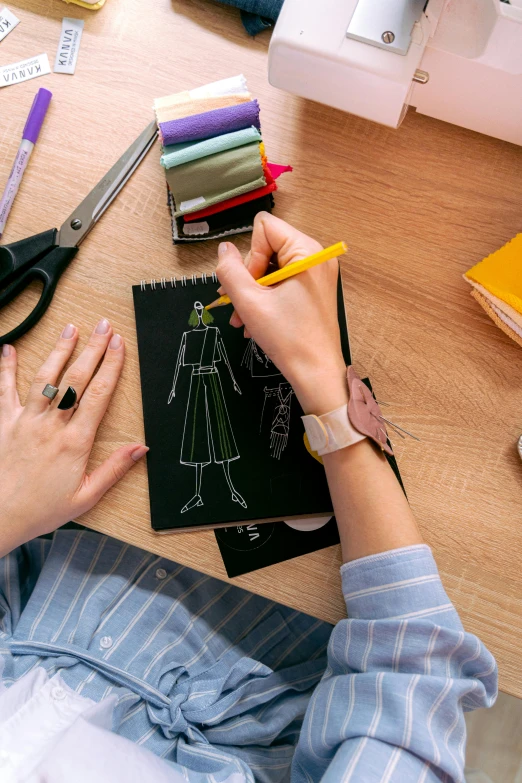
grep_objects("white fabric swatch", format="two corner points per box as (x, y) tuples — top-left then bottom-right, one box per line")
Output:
(190, 74), (248, 99)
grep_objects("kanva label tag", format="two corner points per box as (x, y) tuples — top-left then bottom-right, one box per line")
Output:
(0, 7), (20, 42)
(0, 54), (50, 88)
(54, 17), (84, 75)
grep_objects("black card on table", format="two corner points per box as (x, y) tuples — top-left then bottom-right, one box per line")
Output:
(214, 517), (341, 578)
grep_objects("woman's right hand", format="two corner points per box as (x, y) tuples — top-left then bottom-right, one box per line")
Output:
(216, 213), (349, 415)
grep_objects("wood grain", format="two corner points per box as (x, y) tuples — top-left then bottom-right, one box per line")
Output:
(1, 0), (522, 696)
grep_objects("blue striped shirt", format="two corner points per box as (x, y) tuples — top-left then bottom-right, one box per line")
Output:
(0, 532), (496, 782)
(292, 544), (497, 782)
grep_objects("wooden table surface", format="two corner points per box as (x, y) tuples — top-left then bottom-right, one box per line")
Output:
(1, 0), (522, 698)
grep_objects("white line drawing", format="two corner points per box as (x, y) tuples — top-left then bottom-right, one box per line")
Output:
(242, 338), (281, 378)
(260, 382), (294, 460)
(168, 301), (247, 513)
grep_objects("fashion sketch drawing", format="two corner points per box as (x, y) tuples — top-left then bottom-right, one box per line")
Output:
(168, 301), (247, 513)
(242, 338), (281, 378)
(260, 382), (294, 460)
(242, 338), (294, 460)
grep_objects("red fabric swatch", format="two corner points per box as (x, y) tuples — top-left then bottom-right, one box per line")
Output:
(184, 182), (277, 222)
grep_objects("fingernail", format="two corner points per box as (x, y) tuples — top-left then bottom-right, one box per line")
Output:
(218, 242), (228, 257)
(131, 445), (149, 462)
(61, 323), (75, 339)
(95, 318), (110, 335)
(109, 334), (122, 350)
(1, 344), (11, 357)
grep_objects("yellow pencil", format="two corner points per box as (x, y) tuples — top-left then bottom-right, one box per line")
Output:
(205, 241), (348, 310)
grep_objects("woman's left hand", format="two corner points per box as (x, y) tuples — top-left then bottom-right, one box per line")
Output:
(0, 320), (148, 557)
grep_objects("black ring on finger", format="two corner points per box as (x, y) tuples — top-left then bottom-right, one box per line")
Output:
(57, 386), (78, 411)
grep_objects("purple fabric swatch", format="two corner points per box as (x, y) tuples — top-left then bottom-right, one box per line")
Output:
(159, 100), (261, 146)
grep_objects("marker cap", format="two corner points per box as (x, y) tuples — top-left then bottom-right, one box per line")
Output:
(22, 88), (52, 144)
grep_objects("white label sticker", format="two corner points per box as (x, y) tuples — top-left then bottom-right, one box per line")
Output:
(0, 7), (20, 42)
(180, 196), (206, 211)
(54, 17), (84, 75)
(183, 221), (210, 236)
(0, 53), (50, 88)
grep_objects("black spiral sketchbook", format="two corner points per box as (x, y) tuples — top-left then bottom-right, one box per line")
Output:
(132, 272), (351, 537)
(214, 378), (404, 577)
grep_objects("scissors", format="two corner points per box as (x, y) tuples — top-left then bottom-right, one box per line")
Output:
(0, 121), (158, 344)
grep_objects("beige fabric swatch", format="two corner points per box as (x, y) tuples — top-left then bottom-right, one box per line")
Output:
(154, 75), (249, 112)
(467, 280), (522, 331)
(471, 289), (522, 349)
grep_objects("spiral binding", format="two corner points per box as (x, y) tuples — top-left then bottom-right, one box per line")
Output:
(140, 272), (217, 291)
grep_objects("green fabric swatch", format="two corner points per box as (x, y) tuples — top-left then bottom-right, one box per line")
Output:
(166, 142), (266, 216)
(161, 127), (262, 169)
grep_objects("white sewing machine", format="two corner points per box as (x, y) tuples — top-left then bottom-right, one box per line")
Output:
(268, 0), (522, 146)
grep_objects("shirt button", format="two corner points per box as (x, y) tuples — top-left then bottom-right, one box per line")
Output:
(51, 686), (66, 701)
(100, 635), (113, 649)
(156, 568), (167, 579)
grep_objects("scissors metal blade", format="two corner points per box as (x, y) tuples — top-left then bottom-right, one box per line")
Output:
(58, 121), (158, 248)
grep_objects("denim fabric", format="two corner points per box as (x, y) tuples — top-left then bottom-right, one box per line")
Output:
(215, 0), (284, 35)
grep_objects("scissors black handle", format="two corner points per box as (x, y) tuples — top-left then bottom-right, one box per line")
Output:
(0, 230), (78, 344)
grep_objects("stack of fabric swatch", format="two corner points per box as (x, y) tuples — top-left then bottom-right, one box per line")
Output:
(464, 233), (522, 348)
(153, 74), (292, 243)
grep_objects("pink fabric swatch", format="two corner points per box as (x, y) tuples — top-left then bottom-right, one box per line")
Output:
(267, 162), (293, 179)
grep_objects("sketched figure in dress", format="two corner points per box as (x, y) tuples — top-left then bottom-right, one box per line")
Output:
(242, 338), (281, 377)
(168, 301), (247, 514)
(242, 339), (293, 459)
(260, 382), (294, 460)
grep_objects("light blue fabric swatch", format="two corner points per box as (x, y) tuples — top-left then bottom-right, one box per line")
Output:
(161, 126), (262, 169)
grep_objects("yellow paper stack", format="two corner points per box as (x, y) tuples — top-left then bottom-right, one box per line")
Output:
(61, 0), (106, 9)
(464, 234), (522, 348)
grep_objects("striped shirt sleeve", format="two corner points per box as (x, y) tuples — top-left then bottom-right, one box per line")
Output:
(291, 544), (497, 783)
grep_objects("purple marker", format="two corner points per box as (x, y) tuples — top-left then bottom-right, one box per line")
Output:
(0, 88), (52, 238)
